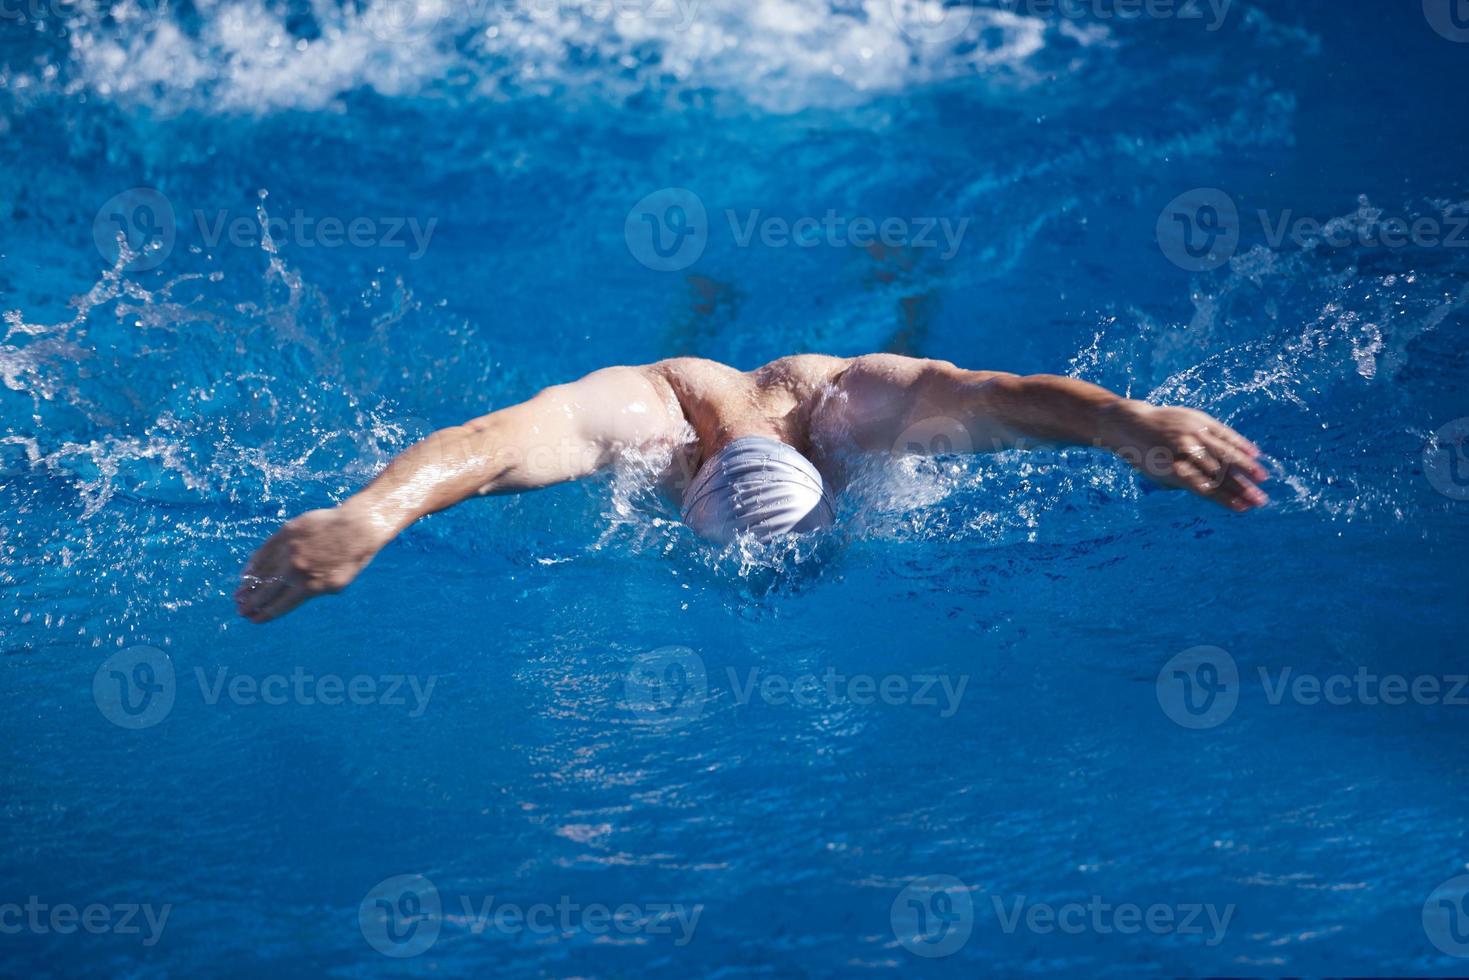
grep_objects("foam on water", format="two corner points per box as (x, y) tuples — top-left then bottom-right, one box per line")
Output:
(32, 0), (1069, 113)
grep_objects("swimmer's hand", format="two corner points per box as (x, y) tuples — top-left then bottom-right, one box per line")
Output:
(1100, 400), (1269, 512)
(234, 504), (386, 624)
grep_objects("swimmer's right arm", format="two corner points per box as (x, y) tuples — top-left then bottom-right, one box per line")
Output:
(235, 366), (681, 623)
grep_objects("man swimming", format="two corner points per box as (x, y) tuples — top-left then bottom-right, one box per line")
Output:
(235, 354), (1269, 623)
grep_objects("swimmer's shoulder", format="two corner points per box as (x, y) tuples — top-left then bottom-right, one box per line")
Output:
(643, 356), (748, 397)
(645, 356), (739, 380)
(649, 353), (847, 383)
(639, 358), (752, 425)
(753, 353), (850, 389)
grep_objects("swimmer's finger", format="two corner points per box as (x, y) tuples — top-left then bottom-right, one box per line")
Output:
(1196, 433), (1269, 506)
(1208, 423), (1263, 463)
(1201, 432), (1268, 485)
(1195, 461), (1265, 512)
(1219, 467), (1269, 509)
(234, 565), (277, 610)
(1175, 444), (1226, 490)
(1175, 459), (1252, 512)
(237, 576), (291, 619)
(238, 533), (287, 590)
(1171, 458), (1222, 498)
(249, 584), (310, 624)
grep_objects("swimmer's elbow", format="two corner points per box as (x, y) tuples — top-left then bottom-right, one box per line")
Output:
(950, 372), (1024, 451)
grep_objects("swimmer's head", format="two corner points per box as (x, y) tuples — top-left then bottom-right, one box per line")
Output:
(681, 436), (836, 544)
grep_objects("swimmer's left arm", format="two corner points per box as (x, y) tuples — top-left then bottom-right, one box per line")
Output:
(834, 356), (1268, 512)
(960, 372), (1268, 511)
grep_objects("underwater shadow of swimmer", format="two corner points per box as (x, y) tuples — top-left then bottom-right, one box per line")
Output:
(866, 240), (940, 357)
(662, 274), (743, 357)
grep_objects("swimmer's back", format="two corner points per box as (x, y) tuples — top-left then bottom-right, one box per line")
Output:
(649, 354), (848, 463)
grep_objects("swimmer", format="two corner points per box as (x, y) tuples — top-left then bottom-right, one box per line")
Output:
(235, 354), (1269, 623)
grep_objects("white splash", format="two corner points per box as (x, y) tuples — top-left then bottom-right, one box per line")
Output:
(58, 0), (1062, 114)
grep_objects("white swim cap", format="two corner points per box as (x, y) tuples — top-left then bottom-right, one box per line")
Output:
(681, 436), (836, 544)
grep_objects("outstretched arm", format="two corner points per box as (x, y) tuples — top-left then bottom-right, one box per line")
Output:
(831, 354), (1269, 511)
(235, 366), (682, 623)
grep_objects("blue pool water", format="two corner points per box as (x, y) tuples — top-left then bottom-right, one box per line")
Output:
(2, 0), (1468, 974)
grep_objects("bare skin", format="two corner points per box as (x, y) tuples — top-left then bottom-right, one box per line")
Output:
(235, 354), (1269, 623)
